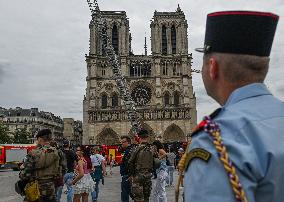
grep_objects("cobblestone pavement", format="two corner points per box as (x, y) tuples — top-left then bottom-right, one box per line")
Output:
(0, 166), (182, 202)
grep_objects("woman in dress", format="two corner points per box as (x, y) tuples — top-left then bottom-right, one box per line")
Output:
(152, 140), (168, 202)
(72, 146), (95, 202)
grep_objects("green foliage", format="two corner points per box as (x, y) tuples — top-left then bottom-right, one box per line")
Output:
(13, 128), (33, 144)
(0, 123), (13, 144)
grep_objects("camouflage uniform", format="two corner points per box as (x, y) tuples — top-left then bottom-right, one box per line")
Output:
(20, 144), (61, 202)
(128, 142), (154, 202)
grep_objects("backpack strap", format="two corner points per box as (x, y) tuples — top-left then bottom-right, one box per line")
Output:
(128, 145), (147, 175)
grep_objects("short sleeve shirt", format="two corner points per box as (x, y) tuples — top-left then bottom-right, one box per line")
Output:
(90, 154), (105, 167)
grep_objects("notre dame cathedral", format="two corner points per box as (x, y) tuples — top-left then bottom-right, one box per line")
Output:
(83, 6), (197, 145)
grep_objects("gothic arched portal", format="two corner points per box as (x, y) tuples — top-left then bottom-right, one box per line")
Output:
(163, 124), (185, 142)
(97, 128), (120, 145)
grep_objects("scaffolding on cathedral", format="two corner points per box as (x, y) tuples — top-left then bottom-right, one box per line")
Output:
(86, 0), (141, 135)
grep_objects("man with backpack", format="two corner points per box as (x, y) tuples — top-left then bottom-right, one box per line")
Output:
(128, 129), (154, 202)
(20, 129), (61, 202)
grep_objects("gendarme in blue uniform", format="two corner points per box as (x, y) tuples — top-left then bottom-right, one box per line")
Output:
(184, 83), (284, 202)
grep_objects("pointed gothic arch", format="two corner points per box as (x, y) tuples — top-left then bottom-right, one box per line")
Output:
(162, 25), (167, 55)
(111, 92), (119, 107)
(173, 91), (180, 106)
(97, 128), (120, 145)
(101, 31), (107, 56)
(171, 25), (176, 54)
(164, 91), (170, 106)
(101, 93), (108, 109)
(163, 124), (185, 142)
(112, 24), (119, 54)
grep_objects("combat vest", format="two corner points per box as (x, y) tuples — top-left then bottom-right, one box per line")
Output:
(33, 145), (60, 179)
(135, 144), (154, 171)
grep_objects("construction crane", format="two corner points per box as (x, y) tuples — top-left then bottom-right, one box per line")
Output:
(86, 0), (141, 135)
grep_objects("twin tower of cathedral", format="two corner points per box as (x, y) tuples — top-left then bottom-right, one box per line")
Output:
(83, 6), (197, 145)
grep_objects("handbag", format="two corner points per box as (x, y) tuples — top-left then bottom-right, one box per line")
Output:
(24, 180), (40, 201)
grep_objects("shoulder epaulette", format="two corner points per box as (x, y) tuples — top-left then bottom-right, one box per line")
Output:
(209, 108), (221, 119)
(191, 108), (221, 138)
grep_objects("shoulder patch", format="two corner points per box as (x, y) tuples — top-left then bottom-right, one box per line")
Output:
(185, 148), (211, 171)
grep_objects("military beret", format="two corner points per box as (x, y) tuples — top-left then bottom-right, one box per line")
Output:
(137, 129), (149, 138)
(62, 139), (70, 146)
(196, 11), (279, 56)
(36, 129), (52, 138)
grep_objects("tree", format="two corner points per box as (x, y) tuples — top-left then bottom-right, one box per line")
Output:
(0, 123), (12, 144)
(13, 128), (32, 144)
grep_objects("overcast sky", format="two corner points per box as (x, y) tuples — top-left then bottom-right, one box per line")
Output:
(0, 0), (283, 121)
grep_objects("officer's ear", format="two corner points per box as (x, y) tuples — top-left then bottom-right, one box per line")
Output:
(208, 57), (219, 80)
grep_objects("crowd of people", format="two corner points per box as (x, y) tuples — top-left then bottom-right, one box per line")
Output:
(16, 128), (185, 202)
(120, 129), (187, 202)
(17, 129), (109, 202)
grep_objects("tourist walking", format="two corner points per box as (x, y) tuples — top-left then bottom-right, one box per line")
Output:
(120, 135), (133, 202)
(166, 148), (175, 186)
(62, 140), (77, 202)
(152, 140), (168, 202)
(50, 141), (67, 202)
(72, 146), (95, 202)
(108, 154), (114, 175)
(90, 147), (106, 202)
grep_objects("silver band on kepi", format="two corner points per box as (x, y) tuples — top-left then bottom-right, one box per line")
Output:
(195, 45), (211, 53)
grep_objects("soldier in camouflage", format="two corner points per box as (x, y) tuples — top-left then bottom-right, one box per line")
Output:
(128, 129), (154, 202)
(20, 129), (62, 202)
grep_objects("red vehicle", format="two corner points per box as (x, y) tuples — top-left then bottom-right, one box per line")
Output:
(0, 144), (36, 170)
(86, 144), (123, 165)
(101, 145), (122, 165)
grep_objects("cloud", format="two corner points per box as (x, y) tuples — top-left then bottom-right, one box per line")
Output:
(0, 59), (10, 83)
(0, 0), (283, 122)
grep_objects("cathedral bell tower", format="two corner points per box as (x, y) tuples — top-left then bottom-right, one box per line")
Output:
(149, 5), (196, 118)
(83, 11), (131, 144)
(151, 5), (188, 56)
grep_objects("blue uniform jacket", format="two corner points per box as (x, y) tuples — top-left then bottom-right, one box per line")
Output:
(184, 83), (284, 202)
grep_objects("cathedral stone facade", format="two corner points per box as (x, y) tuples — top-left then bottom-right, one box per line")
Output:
(83, 6), (197, 145)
